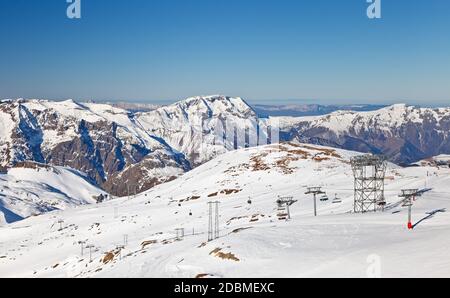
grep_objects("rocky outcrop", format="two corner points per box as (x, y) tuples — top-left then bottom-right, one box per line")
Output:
(103, 151), (190, 196)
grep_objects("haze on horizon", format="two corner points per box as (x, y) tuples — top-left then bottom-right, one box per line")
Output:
(1, 0), (449, 106)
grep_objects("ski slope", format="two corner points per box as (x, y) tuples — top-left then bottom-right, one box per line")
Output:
(1, 143), (449, 278)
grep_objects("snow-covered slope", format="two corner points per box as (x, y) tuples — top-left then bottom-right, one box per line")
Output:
(0, 162), (105, 225)
(1, 143), (449, 278)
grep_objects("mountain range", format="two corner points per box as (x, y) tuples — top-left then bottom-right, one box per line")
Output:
(277, 104), (450, 165)
(253, 103), (386, 117)
(2, 96), (450, 199)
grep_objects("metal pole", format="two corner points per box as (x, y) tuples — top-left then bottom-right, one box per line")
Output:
(215, 201), (219, 239)
(88, 245), (93, 262)
(115, 245), (124, 260)
(58, 220), (64, 230)
(400, 189), (418, 230)
(208, 202), (213, 242)
(306, 188), (323, 217)
(79, 241), (86, 256)
(210, 202), (213, 241)
(313, 193), (317, 217)
(408, 204), (412, 230)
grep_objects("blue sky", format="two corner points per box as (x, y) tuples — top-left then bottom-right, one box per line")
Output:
(1, 0), (449, 105)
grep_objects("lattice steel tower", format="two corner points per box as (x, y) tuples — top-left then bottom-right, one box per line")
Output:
(208, 201), (220, 241)
(351, 154), (387, 213)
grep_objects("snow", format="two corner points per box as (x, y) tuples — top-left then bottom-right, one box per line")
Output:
(415, 155), (450, 167)
(182, 95), (254, 116)
(431, 155), (450, 162)
(276, 103), (450, 136)
(29, 100), (105, 123)
(136, 95), (262, 166)
(0, 164), (105, 225)
(41, 129), (77, 149)
(17, 99), (161, 150)
(1, 143), (449, 277)
(0, 109), (15, 143)
(2, 97), (450, 277)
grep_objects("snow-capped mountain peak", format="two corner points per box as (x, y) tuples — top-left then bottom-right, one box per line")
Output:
(136, 95), (260, 166)
(167, 95), (256, 119)
(279, 103), (450, 164)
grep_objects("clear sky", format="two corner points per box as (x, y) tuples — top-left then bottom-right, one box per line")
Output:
(1, 0), (449, 105)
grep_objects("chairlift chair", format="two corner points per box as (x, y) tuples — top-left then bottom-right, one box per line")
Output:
(377, 200), (387, 207)
(332, 193), (342, 204)
(320, 194), (329, 202)
(402, 200), (413, 207)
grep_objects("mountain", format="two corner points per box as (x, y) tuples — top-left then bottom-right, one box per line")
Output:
(0, 99), (191, 196)
(136, 95), (261, 166)
(254, 103), (386, 117)
(0, 162), (105, 225)
(277, 104), (450, 165)
(1, 142), (450, 277)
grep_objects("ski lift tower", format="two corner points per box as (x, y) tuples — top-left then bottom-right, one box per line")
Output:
(305, 187), (325, 217)
(127, 184), (138, 200)
(351, 154), (387, 213)
(276, 196), (297, 220)
(207, 201), (220, 242)
(399, 189), (420, 230)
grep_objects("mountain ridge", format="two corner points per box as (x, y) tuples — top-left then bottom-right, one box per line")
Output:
(278, 103), (450, 164)
(0, 95), (259, 196)
(0, 98), (191, 196)
(3, 96), (450, 197)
